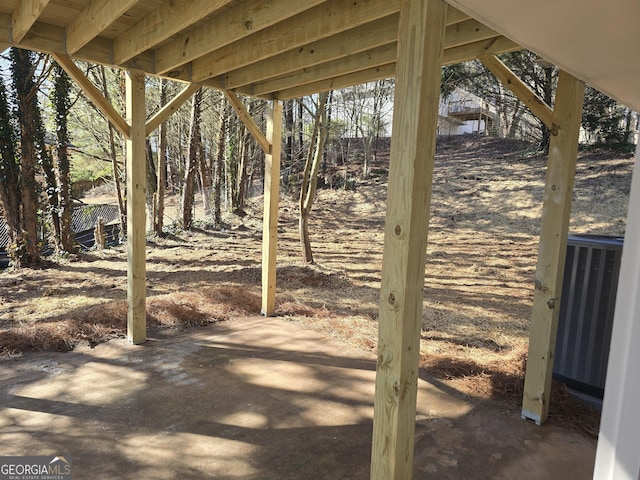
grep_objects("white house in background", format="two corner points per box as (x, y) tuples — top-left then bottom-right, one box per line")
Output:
(438, 88), (497, 136)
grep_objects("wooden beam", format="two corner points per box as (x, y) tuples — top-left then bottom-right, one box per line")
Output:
(190, 0), (401, 83)
(224, 91), (270, 155)
(272, 36), (520, 100)
(480, 54), (555, 132)
(445, 6), (469, 25)
(224, 15), (498, 91)
(593, 141), (640, 480)
(444, 18), (501, 49)
(224, 15), (398, 90)
(11, 0), (50, 43)
(1, 12), (155, 72)
(51, 53), (131, 139)
(274, 64), (396, 101)
(125, 68), (147, 344)
(65, 0), (137, 54)
(444, 35), (521, 65)
(251, 43), (397, 97)
(154, 0), (326, 75)
(145, 83), (200, 136)
(113, 0), (234, 65)
(261, 100), (282, 316)
(521, 70), (585, 425)
(252, 36), (521, 97)
(370, 0), (446, 478)
(1, 12), (155, 73)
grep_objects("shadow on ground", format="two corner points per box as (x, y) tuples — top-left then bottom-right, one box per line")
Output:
(0, 317), (596, 479)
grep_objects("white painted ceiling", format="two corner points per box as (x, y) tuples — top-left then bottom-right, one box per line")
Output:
(446, 0), (640, 111)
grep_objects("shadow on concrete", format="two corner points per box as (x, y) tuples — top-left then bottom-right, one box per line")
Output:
(0, 317), (596, 479)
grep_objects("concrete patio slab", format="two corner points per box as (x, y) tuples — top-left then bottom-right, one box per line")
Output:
(0, 317), (595, 479)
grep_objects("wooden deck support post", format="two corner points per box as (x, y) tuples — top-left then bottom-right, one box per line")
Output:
(370, 0), (446, 478)
(261, 100), (282, 316)
(521, 70), (585, 424)
(125, 68), (147, 344)
(593, 140), (640, 479)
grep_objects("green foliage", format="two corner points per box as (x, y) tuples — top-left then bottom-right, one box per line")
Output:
(0, 67), (18, 187)
(582, 86), (632, 146)
(69, 154), (112, 183)
(51, 64), (72, 156)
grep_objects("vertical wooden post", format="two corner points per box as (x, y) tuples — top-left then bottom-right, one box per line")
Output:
(593, 141), (640, 480)
(370, 0), (446, 478)
(261, 100), (282, 316)
(126, 69), (147, 344)
(521, 70), (585, 424)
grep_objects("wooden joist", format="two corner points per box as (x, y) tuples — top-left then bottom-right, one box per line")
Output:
(273, 64), (396, 101)
(154, 0), (326, 75)
(261, 100), (282, 316)
(224, 15), (399, 90)
(370, 0), (447, 477)
(2, 1), (521, 101)
(189, 0), (400, 83)
(521, 70), (585, 425)
(270, 36), (520, 100)
(113, 0), (234, 65)
(125, 68), (147, 345)
(0, 14), (156, 76)
(443, 36), (520, 65)
(224, 15), (498, 91)
(224, 91), (271, 155)
(65, 0), (138, 54)
(11, 0), (50, 43)
(249, 43), (397, 96)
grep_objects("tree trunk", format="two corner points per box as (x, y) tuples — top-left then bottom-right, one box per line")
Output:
(231, 121), (247, 213)
(51, 63), (75, 253)
(154, 79), (168, 235)
(40, 143), (61, 251)
(283, 100), (294, 187)
(99, 66), (127, 235)
(234, 101), (256, 214)
(11, 48), (41, 265)
(198, 141), (211, 218)
(0, 69), (21, 257)
(181, 87), (203, 229)
(297, 99), (304, 164)
(146, 138), (157, 197)
(538, 65), (554, 153)
(299, 92), (329, 263)
(213, 100), (228, 226)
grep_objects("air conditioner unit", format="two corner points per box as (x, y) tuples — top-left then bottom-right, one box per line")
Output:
(553, 235), (623, 398)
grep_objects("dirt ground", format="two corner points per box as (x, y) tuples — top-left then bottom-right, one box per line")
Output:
(0, 136), (635, 474)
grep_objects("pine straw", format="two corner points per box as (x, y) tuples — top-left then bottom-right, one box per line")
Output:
(420, 349), (602, 438)
(0, 285), (323, 356)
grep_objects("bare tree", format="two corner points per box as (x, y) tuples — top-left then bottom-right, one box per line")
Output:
(10, 48), (42, 265)
(96, 65), (127, 234)
(0, 64), (21, 260)
(181, 87), (203, 229)
(50, 62), (75, 252)
(213, 99), (228, 226)
(299, 92), (329, 263)
(153, 79), (168, 235)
